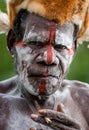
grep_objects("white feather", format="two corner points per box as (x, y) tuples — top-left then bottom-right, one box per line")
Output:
(6, 0), (17, 4)
(0, 11), (9, 34)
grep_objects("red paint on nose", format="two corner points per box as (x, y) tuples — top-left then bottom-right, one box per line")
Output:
(47, 45), (53, 64)
(39, 81), (46, 95)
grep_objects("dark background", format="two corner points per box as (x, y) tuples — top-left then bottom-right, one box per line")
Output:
(0, 1), (89, 83)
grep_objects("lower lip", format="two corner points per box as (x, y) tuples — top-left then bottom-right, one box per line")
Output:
(39, 77), (49, 80)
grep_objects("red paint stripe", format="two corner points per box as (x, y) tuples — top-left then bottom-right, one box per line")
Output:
(15, 41), (24, 47)
(46, 23), (55, 64)
(48, 23), (56, 44)
(68, 48), (74, 55)
(47, 45), (53, 64)
(39, 81), (46, 95)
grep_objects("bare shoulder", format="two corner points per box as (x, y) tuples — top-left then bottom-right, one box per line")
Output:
(62, 80), (89, 123)
(61, 79), (89, 101)
(0, 76), (18, 94)
(62, 79), (89, 95)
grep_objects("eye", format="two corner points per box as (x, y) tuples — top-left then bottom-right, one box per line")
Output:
(54, 44), (67, 50)
(30, 41), (41, 45)
(27, 41), (44, 48)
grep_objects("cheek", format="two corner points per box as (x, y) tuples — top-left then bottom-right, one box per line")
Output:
(67, 48), (74, 55)
(58, 49), (74, 74)
(14, 47), (33, 73)
(15, 46), (33, 63)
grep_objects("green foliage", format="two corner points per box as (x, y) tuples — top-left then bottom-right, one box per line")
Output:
(0, 0), (7, 12)
(0, 1), (89, 83)
(0, 34), (15, 80)
(67, 43), (89, 83)
(0, 1), (16, 80)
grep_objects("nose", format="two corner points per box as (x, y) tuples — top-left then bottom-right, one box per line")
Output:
(36, 45), (59, 65)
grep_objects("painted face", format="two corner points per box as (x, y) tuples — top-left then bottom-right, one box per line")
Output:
(13, 10), (77, 96)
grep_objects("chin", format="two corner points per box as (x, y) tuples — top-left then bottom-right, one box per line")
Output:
(21, 76), (60, 97)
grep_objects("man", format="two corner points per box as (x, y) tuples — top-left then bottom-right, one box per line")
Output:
(0, 0), (89, 130)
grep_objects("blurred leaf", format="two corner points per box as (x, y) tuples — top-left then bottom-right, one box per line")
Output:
(0, 34), (15, 80)
(0, 1), (7, 12)
(67, 42), (89, 83)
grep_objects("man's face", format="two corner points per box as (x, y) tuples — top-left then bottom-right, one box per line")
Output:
(12, 10), (77, 96)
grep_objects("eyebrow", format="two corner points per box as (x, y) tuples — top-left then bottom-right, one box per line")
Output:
(23, 29), (49, 44)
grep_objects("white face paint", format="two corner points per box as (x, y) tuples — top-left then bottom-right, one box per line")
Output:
(14, 45), (39, 96)
(55, 32), (73, 49)
(13, 11), (76, 97)
(55, 22), (74, 49)
(15, 44), (61, 96)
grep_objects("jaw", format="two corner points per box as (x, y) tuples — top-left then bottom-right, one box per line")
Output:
(18, 73), (62, 97)
(16, 61), (66, 97)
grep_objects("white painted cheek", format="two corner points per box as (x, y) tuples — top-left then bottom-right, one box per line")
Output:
(22, 48), (33, 65)
(62, 48), (74, 69)
(15, 47), (38, 95)
(65, 48), (74, 66)
(15, 47), (33, 64)
(52, 48), (59, 65)
(56, 52), (66, 73)
(15, 47), (31, 80)
(56, 52), (73, 74)
(63, 54), (73, 71)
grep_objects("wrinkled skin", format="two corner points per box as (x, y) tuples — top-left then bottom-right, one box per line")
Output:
(0, 9), (89, 130)
(12, 10), (76, 97)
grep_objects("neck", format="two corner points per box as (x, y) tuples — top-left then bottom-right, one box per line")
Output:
(21, 85), (51, 102)
(21, 86), (56, 110)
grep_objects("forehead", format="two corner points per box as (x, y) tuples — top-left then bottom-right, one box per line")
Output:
(14, 9), (75, 47)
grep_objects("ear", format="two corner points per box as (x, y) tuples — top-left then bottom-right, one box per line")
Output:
(7, 29), (16, 54)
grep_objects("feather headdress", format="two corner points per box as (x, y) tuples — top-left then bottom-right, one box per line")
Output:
(0, 0), (89, 44)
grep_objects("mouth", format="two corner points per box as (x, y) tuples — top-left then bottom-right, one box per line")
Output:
(27, 74), (59, 79)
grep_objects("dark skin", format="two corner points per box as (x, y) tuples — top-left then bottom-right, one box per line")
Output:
(0, 9), (89, 130)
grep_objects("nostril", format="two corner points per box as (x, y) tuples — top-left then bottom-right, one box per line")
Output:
(37, 61), (56, 66)
(38, 61), (46, 65)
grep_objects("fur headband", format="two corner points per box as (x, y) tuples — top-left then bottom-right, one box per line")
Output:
(0, 0), (89, 44)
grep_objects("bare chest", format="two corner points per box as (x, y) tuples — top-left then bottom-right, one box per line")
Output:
(0, 96), (53, 130)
